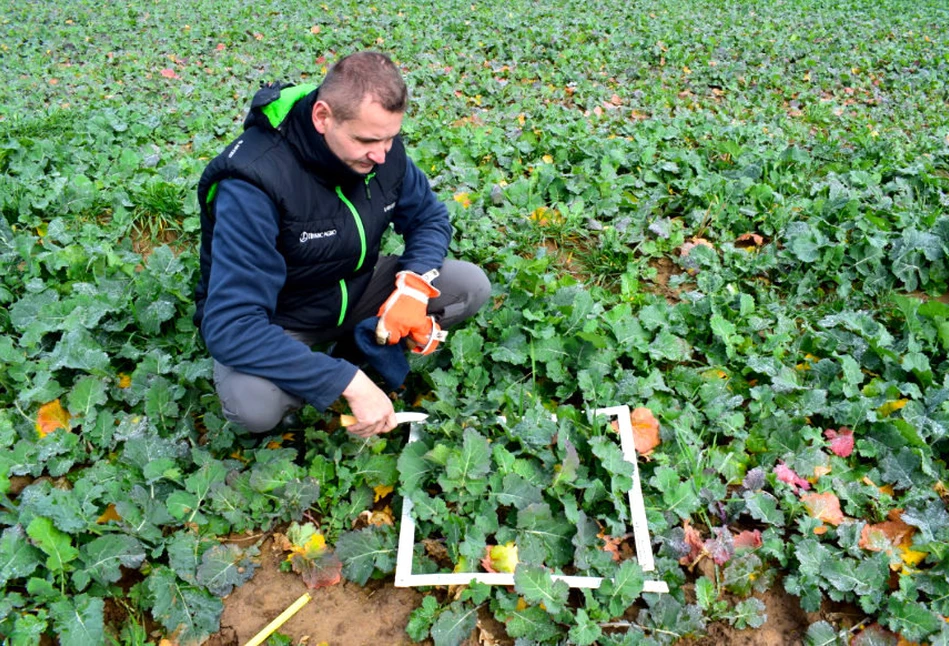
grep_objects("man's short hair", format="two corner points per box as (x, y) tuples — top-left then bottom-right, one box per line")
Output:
(319, 51), (408, 121)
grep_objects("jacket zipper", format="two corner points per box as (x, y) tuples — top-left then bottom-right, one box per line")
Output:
(334, 185), (368, 325)
(364, 172), (376, 199)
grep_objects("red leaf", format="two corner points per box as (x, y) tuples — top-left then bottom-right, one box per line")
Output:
(733, 530), (763, 550)
(824, 427), (854, 457)
(291, 551), (342, 589)
(679, 520), (705, 566)
(159, 68), (180, 79)
(774, 462), (810, 492)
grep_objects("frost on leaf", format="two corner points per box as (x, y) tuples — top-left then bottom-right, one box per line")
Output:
(36, 399), (71, 438)
(801, 492), (844, 533)
(774, 462), (810, 492)
(824, 427), (854, 458)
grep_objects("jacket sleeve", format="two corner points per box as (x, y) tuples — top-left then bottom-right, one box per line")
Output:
(390, 158), (453, 275)
(200, 179), (358, 410)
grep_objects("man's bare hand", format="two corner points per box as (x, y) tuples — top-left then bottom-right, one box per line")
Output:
(341, 370), (396, 438)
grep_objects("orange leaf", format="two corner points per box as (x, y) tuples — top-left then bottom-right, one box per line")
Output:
(801, 492), (844, 526)
(735, 232), (764, 248)
(679, 238), (714, 257)
(159, 68), (180, 79)
(629, 407), (661, 455)
(117, 373), (131, 388)
(36, 400), (71, 437)
(97, 504), (123, 524)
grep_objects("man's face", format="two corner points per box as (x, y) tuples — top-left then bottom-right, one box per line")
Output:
(312, 97), (403, 175)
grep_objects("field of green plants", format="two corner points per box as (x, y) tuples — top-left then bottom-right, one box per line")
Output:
(2, 0), (949, 644)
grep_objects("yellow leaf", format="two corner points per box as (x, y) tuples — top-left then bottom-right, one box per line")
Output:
(542, 154), (553, 164)
(117, 373), (131, 388)
(878, 399), (908, 417)
(36, 400), (71, 437)
(529, 206), (562, 227)
(304, 533), (327, 553)
(453, 192), (471, 208)
(482, 542), (518, 573)
(900, 546), (927, 568)
(97, 504), (123, 524)
(373, 484), (394, 502)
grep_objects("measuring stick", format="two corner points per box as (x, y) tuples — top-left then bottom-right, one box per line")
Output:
(244, 592), (312, 646)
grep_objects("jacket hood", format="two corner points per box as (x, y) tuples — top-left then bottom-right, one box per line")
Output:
(284, 88), (366, 186)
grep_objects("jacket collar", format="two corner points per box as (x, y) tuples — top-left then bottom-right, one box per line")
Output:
(284, 88), (365, 186)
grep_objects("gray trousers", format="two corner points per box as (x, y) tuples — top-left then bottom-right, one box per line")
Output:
(213, 256), (490, 433)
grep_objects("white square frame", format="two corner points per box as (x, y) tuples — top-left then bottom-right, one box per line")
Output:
(393, 405), (668, 594)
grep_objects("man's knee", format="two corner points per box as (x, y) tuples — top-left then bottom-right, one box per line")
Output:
(433, 260), (491, 328)
(214, 362), (300, 434)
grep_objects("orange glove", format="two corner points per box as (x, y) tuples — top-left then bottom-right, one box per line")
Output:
(375, 270), (448, 355)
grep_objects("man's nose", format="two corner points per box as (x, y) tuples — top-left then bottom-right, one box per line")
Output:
(367, 140), (392, 164)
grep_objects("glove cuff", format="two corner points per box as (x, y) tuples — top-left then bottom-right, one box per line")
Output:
(395, 270), (441, 300)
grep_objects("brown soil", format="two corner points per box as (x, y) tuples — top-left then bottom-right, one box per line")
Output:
(206, 536), (423, 646)
(682, 585), (812, 646)
(208, 540), (818, 646)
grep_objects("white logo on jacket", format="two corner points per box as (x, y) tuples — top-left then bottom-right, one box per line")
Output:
(384, 201), (397, 212)
(300, 229), (338, 243)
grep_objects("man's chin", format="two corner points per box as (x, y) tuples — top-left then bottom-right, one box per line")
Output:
(352, 162), (375, 174)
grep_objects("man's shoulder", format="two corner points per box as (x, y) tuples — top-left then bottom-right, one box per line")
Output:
(214, 126), (287, 170)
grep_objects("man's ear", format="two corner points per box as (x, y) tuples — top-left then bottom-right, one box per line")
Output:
(312, 100), (332, 134)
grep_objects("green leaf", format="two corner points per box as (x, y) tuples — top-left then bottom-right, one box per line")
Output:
(196, 543), (259, 597)
(66, 377), (108, 429)
(49, 594), (105, 646)
(516, 503), (575, 567)
(146, 566), (222, 643)
(0, 526), (43, 587)
(695, 576), (716, 610)
(398, 440), (434, 493)
(596, 559), (645, 617)
(75, 534), (146, 590)
(743, 491), (786, 526)
(730, 597), (767, 629)
(885, 597), (943, 642)
(879, 448), (924, 490)
(504, 604), (563, 641)
(568, 607), (603, 646)
(406, 595), (439, 642)
(804, 620), (844, 646)
(652, 465), (699, 520)
(513, 563), (570, 614)
(430, 603), (478, 646)
(26, 517), (79, 572)
(335, 526), (396, 585)
(495, 473), (544, 509)
(439, 428), (491, 494)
